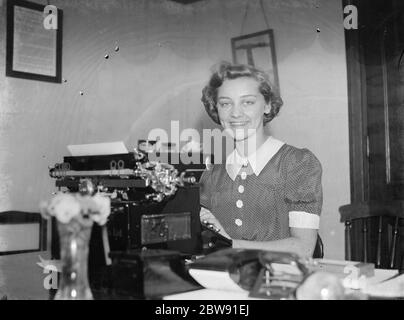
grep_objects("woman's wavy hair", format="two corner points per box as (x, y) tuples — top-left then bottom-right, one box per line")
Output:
(201, 61), (283, 125)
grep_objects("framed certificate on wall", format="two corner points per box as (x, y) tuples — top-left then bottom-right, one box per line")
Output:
(6, 0), (63, 83)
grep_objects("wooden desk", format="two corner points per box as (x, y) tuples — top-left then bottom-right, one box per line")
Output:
(164, 267), (401, 300)
(1, 252), (401, 300)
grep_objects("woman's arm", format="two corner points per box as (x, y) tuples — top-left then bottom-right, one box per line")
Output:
(232, 227), (318, 258)
(200, 207), (318, 258)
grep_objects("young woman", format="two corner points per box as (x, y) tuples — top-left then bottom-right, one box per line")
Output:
(199, 62), (322, 258)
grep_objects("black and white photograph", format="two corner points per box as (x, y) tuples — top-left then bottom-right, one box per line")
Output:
(0, 0), (403, 308)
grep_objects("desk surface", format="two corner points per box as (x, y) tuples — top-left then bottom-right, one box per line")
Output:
(1, 252), (402, 300)
(0, 251), (51, 300)
(164, 268), (401, 300)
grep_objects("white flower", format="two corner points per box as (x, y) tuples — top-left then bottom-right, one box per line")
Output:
(90, 194), (111, 226)
(40, 192), (111, 226)
(48, 193), (81, 224)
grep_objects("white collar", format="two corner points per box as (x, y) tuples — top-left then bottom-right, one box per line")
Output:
(225, 136), (285, 181)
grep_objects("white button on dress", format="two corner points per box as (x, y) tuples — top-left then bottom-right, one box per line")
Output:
(240, 172), (247, 180)
(238, 185), (245, 193)
(236, 200), (243, 208)
(235, 219), (243, 226)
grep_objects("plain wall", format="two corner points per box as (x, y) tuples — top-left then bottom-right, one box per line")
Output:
(0, 0), (349, 260)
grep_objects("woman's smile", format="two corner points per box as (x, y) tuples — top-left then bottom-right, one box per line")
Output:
(217, 77), (270, 142)
(229, 120), (249, 127)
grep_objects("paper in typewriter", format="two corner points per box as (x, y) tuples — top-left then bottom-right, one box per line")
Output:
(188, 269), (247, 292)
(67, 141), (128, 156)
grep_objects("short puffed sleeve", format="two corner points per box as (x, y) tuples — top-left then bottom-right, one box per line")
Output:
(284, 148), (323, 216)
(199, 168), (214, 210)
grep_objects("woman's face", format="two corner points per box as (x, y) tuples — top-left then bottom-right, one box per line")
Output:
(217, 77), (270, 142)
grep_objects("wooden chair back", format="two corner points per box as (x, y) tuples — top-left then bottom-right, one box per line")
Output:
(339, 202), (404, 269)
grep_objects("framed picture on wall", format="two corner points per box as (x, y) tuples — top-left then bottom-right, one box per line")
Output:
(6, 0), (63, 83)
(0, 212), (47, 255)
(231, 29), (280, 93)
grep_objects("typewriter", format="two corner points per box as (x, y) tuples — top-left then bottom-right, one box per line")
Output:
(49, 148), (211, 255)
(48, 148), (214, 294)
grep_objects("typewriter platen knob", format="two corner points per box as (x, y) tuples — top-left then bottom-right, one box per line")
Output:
(182, 176), (196, 184)
(176, 172), (197, 186)
(133, 147), (147, 163)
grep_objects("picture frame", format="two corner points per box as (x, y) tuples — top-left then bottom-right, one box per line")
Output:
(231, 29), (280, 93)
(0, 211), (47, 255)
(6, 0), (63, 83)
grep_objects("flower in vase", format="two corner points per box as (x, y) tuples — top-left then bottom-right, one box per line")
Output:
(77, 193), (111, 226)
(90, 193), (110, 225)
(40, 192), (111, 226)
(40, 193), (81, 224)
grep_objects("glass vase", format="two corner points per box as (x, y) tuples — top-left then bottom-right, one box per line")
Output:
(55, 219), (93, 300)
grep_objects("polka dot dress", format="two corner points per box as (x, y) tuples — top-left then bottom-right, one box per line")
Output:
(199, 144), (323, 241)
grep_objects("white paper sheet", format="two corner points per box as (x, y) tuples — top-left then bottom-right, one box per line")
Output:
(164, 288), (264, 300)
(188, 269), (246, 293)
(67, 141), (128, 156)
(366, 269), (398, 286)
(362, 271), (404, 298)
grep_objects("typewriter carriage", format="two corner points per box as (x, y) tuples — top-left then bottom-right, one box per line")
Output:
(48, 151), (210, 256)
